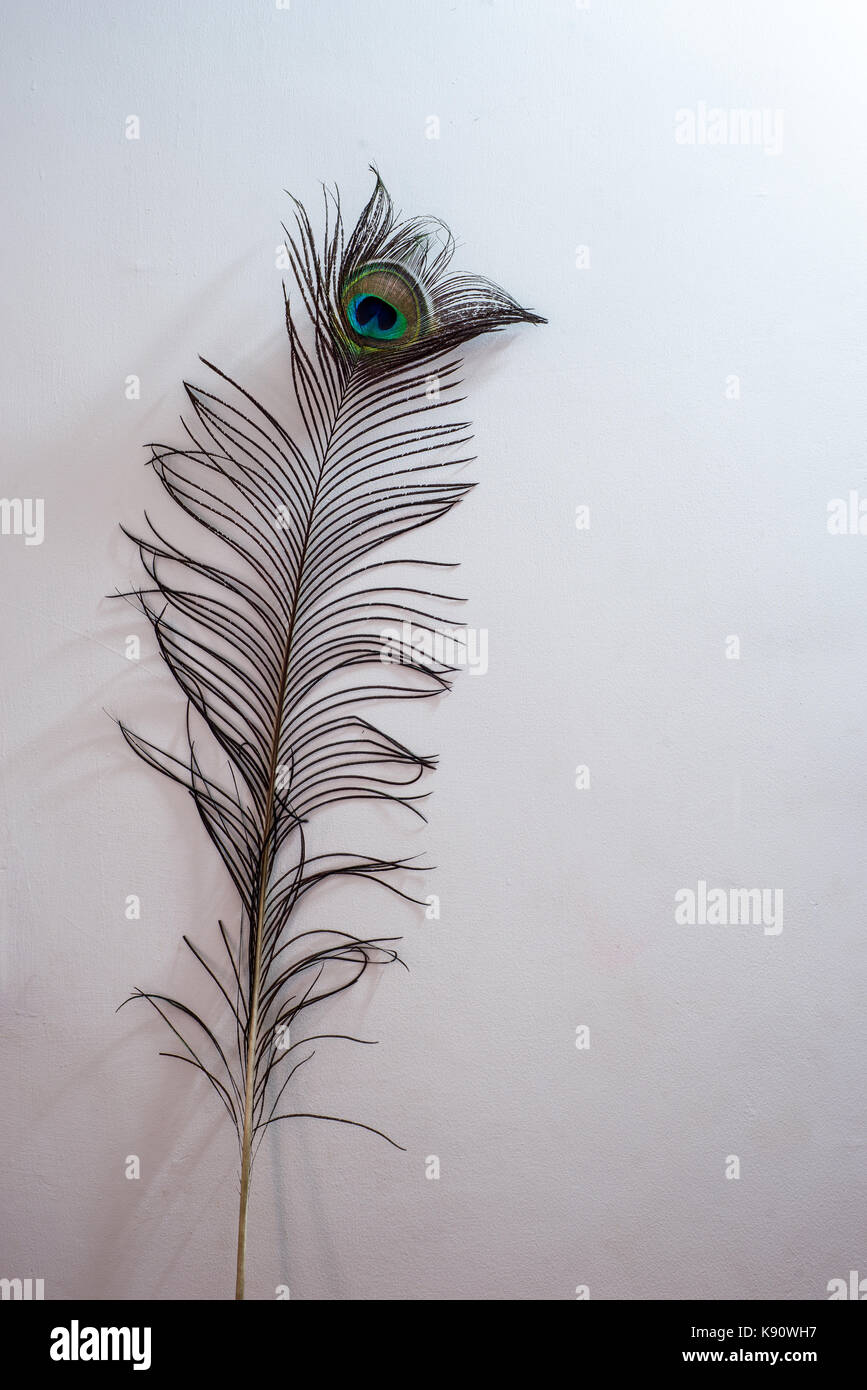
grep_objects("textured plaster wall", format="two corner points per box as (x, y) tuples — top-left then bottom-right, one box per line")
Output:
(1, 0), (865, 1300)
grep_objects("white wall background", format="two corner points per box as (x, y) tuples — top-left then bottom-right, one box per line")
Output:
(2, 0), (866, 1301)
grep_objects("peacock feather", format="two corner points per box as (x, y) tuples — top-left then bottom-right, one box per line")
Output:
(116, 169), (544, 1298)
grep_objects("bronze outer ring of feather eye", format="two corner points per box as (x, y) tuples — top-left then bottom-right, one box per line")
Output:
(338, 261), (432, 353)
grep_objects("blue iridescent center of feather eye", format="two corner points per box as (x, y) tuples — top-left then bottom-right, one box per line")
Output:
(347, 294), (407, 340)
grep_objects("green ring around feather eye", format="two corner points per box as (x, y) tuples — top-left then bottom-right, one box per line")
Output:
(346, 293), (408, 342)
(340, 261), (430, 352)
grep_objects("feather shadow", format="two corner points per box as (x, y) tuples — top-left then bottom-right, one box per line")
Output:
(113, 169), (545, 1297)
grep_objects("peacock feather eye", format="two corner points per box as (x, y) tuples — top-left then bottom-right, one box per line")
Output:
(339, 260), (430, 352)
